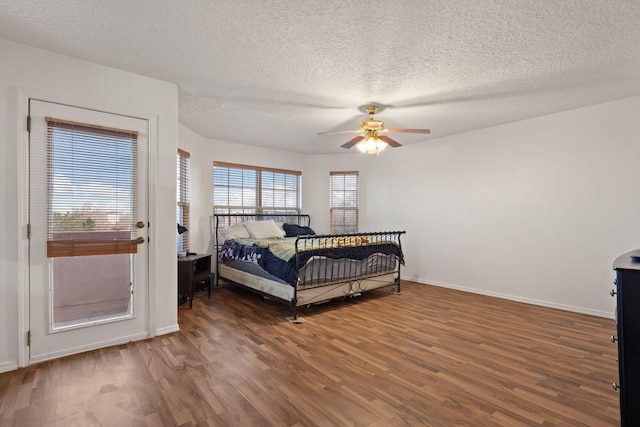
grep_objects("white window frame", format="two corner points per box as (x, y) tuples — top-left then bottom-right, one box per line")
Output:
(177, 149), (190, 252)
(330, 171), (359, 234)
(213, 162), (302, 215)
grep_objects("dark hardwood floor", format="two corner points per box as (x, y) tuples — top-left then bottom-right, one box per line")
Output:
(0, 281), (619, 426)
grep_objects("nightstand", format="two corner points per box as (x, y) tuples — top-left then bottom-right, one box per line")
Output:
(177, 253), (212, 309)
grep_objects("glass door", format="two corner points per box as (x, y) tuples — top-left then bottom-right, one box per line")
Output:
(28, 99), (149, 363)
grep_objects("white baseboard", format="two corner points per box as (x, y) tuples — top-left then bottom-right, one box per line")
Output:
(0, 361), (19, 374)
(156, 324), (180, 336)
(404, 276), (615, 320)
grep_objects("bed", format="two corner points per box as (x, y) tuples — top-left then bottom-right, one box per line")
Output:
(214, 213), (405, 320)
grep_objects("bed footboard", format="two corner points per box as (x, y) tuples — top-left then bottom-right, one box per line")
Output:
(291, 230), (405, 319)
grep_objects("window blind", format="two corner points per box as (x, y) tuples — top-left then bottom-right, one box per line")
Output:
(46, 117), (139, 257)
(177, 149), (190, 251)
(213, 161), (301, 215)
(330, 171), (359, 234)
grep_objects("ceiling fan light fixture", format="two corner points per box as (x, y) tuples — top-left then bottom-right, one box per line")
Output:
(357, 135), (388, 154)
(318, 105), (430, 152)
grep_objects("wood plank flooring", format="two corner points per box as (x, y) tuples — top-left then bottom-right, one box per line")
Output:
(0, 281), (619, 426)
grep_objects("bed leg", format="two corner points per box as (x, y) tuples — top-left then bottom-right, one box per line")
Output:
(390, 276), (402, 295)
(286, 301), (304, 324)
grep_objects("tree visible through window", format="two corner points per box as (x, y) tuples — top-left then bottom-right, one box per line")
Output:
(213, 162), (301, 215)
(330, 171), (358, 234)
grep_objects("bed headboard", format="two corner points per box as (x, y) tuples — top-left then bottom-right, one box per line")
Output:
(213, 213), (311, 246)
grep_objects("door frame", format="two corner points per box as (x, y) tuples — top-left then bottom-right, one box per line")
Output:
(16, 88), (160, 367)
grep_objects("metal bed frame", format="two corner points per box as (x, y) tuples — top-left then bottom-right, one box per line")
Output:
(214, 213), (405, 320)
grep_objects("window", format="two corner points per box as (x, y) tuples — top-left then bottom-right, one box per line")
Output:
(46, 117), (139, 257)
(177, 149), (190, 252)
(43, 114), (141, 327)
(330, 171), (358, 234)
(213, 162), (301, 215)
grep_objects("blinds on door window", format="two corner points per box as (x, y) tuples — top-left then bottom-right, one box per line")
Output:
(330, 171), (359, 234)
(46, 117), (139, 257)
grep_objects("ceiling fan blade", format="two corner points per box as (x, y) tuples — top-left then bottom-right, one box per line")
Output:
(382, 128), (431, 134)
(318, 129), (362, 135)
(378, 135), (402, 148)
(341, 135), (364, 149)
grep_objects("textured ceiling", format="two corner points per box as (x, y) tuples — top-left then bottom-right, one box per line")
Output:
(2, 0), (640, 154)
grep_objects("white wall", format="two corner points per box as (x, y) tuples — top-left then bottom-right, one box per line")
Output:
(178, 124), (308, 254)
(0, 39), (179, 372)
(307, 96), (640, 318)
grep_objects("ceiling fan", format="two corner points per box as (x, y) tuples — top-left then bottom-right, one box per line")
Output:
(318, 105), (431, 154)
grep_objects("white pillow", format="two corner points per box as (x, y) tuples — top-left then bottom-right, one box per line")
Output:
(244, 220), (286, 239)
(220, 222), (251, 241)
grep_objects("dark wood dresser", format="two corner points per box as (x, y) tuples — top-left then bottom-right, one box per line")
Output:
(613, 249), (640, 426)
